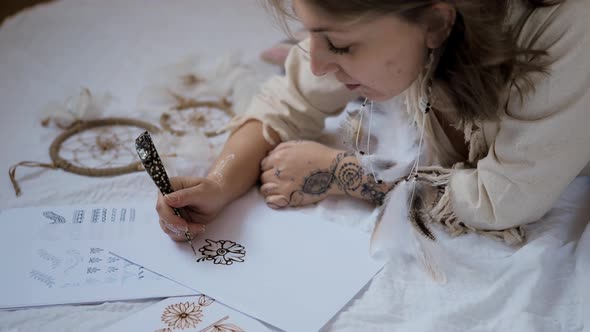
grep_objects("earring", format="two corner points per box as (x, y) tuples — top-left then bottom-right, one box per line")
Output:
(353, 98), (382, 183)
(419, 49), (436, 114)
(354, 98), (368, 155)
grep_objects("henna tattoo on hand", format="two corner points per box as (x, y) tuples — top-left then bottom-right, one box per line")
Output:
(359, 175), (397, 205)
(360, 181), (386, 205)
(287, 170), (334, 207)
(288, 151), (395, 206)
(301, 171), (335, 195)
(334, 161), (364, 193)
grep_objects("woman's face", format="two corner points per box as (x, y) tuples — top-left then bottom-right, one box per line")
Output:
(293, 0), (430, 101)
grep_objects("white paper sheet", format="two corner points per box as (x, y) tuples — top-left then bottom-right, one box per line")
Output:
(0, 204), (193, 309)
(111, 190), (384, 332)
(101, 295), (272, 332)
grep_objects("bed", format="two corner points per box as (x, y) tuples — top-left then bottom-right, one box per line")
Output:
(1, 1), (589, 331)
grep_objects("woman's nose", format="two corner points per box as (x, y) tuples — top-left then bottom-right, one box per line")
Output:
(309, 39), (339, 77)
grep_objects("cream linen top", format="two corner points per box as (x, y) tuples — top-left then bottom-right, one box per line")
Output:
(226, 0), (590, 237)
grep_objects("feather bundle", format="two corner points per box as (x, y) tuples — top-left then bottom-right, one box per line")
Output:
(40, 88), (111, 129)
(340, 96), (426, 182)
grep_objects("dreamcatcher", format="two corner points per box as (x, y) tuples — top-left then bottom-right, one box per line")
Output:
(9, 117), (160, 196)
(160, 93), (235, 138)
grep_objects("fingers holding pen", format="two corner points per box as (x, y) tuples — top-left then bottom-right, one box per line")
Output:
(156, 193), (205, 241)
(158, 215), (206, 242)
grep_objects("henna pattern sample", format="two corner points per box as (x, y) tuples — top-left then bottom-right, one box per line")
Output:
(73, 210), (84, 224)
(37, 249), (61, 269)
(91, 209), (101, 223)
(29, 269), (56, 288)
(161, 302), (203, 329)
(43, 211), (66, 224)
(197, 239), (246, 265)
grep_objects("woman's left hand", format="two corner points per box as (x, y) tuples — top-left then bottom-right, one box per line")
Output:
(260, 140), (341, 209)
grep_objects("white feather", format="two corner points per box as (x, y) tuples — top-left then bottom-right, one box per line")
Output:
(40, 88), (110, 129)
(370, 180), (413, 262)
(355, 96), (425, 182)
(357, 96), (448, 282)
(370, 180), (448, 283)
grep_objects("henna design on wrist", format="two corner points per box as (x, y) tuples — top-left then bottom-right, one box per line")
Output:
(360, 175), (390, 205)
(286, 151), (395, 206)
(333, 161), (364, 194)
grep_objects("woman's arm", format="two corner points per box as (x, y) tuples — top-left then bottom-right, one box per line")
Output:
(208, 120), (280, 206)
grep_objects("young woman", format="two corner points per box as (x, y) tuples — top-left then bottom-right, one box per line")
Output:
(155, 0), (590, 245)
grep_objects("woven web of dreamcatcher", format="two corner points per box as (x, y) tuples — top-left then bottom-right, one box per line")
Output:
(160, 96), (235, 138)
(60, 125), (141, 170)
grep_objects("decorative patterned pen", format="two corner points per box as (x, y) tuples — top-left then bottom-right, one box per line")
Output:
(135, 131), (198, 257)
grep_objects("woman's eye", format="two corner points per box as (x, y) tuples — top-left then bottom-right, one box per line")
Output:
(326, 37), (350, 55)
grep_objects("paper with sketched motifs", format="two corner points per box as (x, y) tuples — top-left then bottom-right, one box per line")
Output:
(0, 204), (193, 309)
(111, 190), (384, 332)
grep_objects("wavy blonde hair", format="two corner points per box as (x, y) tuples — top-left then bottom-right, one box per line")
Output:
(263, 0), (563, 122)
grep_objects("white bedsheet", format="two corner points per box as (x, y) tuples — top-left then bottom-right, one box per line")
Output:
(1, 1), (589, 331)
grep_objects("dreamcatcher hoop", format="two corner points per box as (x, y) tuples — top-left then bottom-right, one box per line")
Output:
(161, 94), (235, 137)
(9, 117), (160, 196)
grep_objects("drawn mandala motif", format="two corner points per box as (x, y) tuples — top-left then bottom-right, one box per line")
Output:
(161, 302), (203, 329)
(197, 239), (246, 265)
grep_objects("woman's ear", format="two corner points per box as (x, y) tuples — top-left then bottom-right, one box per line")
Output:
(423, 2), (456, 49)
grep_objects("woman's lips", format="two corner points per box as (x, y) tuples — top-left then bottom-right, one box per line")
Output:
(345, 84), (361, 90)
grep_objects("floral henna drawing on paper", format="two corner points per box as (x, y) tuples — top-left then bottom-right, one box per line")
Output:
(161, 302), (204, 330)
(154, 296), (219, 332)
(197, 240), (246, 265)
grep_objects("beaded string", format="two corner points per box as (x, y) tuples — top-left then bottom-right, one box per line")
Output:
(354, 98), (382, 183)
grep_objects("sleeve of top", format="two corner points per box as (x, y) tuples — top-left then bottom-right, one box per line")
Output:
(447, 1), (590, 231)
(223, 38), (358, 146)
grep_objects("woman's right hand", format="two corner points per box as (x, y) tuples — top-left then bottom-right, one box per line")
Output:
(155, 176), (228, 242)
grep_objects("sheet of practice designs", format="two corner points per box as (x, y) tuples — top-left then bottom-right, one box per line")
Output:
(112, 190), (384, 332)
(0, 204), (193, 309)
